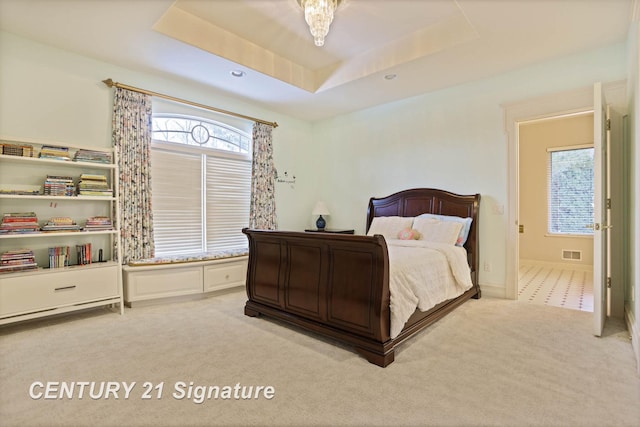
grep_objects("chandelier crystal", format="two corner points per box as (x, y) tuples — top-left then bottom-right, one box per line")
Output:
(298, 0), (339, 47)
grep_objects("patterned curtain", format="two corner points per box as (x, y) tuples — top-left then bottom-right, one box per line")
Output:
(112, 88), (155, 263)
(249, 122), (277, 229)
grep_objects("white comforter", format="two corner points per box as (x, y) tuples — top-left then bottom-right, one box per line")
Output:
(387, 239), (474, 339)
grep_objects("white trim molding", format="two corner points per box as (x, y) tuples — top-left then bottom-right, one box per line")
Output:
(625, 305), (640, 374)
(479, 283), (507, 299)
(632, 0), (640, 23)
(520, 259), (593, 272)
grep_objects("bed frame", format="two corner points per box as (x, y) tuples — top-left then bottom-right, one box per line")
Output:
(242, 188), (481, 367)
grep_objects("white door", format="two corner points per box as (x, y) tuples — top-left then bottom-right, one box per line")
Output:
(593, 82), (611, 337)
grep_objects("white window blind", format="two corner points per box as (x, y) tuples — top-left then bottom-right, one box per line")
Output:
(151, 149), (203, 254)
(547, 146), (594, 235)
(205, 155), (252, 251)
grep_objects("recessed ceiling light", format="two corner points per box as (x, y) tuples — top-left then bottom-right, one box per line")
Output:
(231, 70), (246, 77)
(384, 74), (397, 80)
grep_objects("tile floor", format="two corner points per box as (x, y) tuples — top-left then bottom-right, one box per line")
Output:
(518, 262), (593, 312)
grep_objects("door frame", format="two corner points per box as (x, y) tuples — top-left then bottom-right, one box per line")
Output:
(503, 81), (626, 300)
(593, 82), (610, 335)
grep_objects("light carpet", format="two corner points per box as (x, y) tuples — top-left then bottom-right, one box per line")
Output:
(1, 289), (638, 427)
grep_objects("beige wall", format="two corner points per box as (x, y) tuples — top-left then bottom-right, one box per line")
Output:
(519, 113), (594, 266)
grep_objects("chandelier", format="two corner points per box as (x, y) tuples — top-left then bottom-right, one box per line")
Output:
(297, 0), (341, 47)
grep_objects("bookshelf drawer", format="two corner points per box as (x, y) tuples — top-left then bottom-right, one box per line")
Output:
(204, 259), (247, 292)
(0, 265), (119, 316)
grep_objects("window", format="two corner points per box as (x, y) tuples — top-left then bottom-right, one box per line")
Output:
(153, 115), (250, 154)
(151, 114), (251, 256)
(547, 146), (594, 235)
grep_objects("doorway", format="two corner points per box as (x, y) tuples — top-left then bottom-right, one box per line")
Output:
(504, 81), (627, 321)
(517, 113), (595, 312)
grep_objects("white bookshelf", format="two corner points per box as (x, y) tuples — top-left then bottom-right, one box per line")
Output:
(0, 137), (123, 324)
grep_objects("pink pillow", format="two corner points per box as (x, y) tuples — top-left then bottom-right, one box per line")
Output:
(397, 228), (421, 240)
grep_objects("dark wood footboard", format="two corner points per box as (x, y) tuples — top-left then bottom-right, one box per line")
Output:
(243, 229), (396, 366)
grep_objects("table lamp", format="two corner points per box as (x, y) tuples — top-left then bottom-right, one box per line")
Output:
(312, 201), (330, 230)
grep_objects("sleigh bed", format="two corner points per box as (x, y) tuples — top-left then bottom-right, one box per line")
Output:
(242, 188), (481, 367)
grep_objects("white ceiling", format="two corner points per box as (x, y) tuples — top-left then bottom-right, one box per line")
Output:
(0, 0), (635, 121)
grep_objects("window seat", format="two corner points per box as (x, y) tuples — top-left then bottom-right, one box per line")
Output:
(122, 248), (249, 307)
(126, 247), (249, 267)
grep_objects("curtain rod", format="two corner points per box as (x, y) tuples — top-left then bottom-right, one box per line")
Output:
(102, 78), (278, 128)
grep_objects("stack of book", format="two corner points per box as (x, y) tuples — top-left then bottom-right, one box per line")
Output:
(0, 184), (41, 195)
(0, 212), (40, 234)
(74, 149), (112, 164)
(76, 243), (92, 265)
(43, 175), (75, 196)
(83, 216), (113, 231)
(48, 246), (71, 268)
(39, 145), (71, 161)
(0, 249), (38, 273)
(41, 217), (81, 232)
(1, 143), (34, 157)
(77, 174), (112, 196)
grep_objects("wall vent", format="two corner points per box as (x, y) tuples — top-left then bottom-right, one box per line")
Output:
(562, 250), (582, 261)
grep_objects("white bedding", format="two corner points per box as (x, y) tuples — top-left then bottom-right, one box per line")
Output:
(387, 239), (474, 339)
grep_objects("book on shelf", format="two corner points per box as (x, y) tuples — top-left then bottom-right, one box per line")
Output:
(41, 217), (81, 232)
(77, 174), (112, 196)
(73, 149), (112, 164)
(0, 184), (41, 195)
(0, 142), (33, 157)
(43, 175), (75, 196)
(0, 142), (34, 157)
(0, 248), (38, 273)
(76, 243), (92, 265)
(48, 245), (71, 268)
(2, 212), (38, 220)
(0, 212), (40, 234)
(83, 216), (113, 231)
(39, 145), (71, 161)
(79, 173), (107, 181)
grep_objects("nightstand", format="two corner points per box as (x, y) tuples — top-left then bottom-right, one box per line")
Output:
(305, 229), (355, 234)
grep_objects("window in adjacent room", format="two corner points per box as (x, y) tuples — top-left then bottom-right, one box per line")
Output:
(151, 114), (252, 256)
(547, 145), (594, 235)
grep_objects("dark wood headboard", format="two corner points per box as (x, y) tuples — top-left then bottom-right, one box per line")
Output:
(366, 188), (481, 285)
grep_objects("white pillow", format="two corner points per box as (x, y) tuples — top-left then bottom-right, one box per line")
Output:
(367, 216), (414, 240)
(413, 217), (463, 245)
(417, 213), (473, 247)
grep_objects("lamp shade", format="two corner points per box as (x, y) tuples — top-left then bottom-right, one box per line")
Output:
(312, 201), (330, 216)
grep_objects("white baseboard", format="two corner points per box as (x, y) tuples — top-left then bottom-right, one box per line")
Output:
(624, 306), (640, 375)
(520, 259), (593, 272)
(480, 283), (507, 299)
